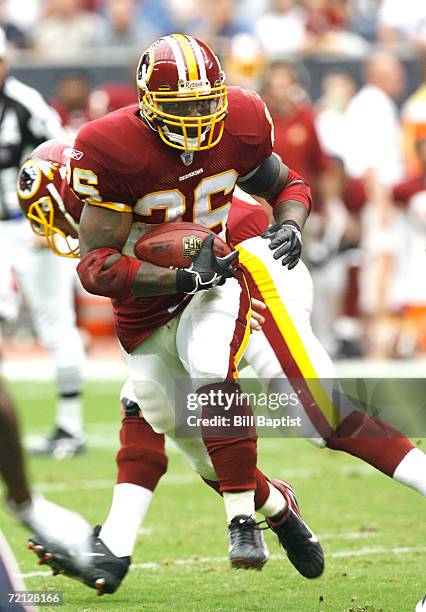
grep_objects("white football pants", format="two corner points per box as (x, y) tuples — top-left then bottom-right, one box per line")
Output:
(121, 275), (251, 480)
(0, 218), (85, 394)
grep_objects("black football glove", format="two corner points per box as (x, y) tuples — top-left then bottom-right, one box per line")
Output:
(263, 220), (302, 270)
(176, 235), (238, 294)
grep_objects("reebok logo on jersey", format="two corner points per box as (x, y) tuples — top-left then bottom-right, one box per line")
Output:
(64, 148), (84, 161)
(179, 168), (203, 182)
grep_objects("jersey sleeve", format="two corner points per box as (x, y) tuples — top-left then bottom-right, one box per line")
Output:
(228, 88), (274, 178)
(68, 122), (133, 213)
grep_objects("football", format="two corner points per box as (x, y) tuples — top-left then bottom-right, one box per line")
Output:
(134, 222), (233, 268)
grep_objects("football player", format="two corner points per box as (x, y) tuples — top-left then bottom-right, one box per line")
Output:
(18, 141), (426, 593)
(66, 34), (319, 571)
(18, 136), (324, 586)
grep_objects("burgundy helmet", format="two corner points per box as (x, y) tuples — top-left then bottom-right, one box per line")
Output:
(136, 34), (228, 151)
(17, 150), (80, 258)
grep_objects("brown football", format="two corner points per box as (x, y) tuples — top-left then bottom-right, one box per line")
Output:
(133, 222), (233, 268)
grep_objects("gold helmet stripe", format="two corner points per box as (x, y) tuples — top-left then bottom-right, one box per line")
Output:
(172, 34), (199, 81)
(186, 35), (207, 83)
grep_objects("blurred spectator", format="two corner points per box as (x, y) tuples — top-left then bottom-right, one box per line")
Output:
(261, 60), (329, 193)
(0, 0), (27, 49)
(316, 70), (357, 158)
(303, 0), (369, 56)
(356, 172), (406, 358)
(347, 0), (381, 43)
(88, 81), (135, 119)
(195, 0), (251, 59)
(224, 33), (267, 90)
(378, 0), (426, 51)
(4, 0), (40, 36)
(304, 0), (348, 34)
(50, 72), (91, 133)
(343, 51), (405, 185)
(392, 138), (426, 354)
(33, 0), (104, 58)
(166, 0), (200, 31)
(341, 53), (407, 357)
(307, 156), (366, 356)
(235, 0), (270, 25)
(97, 0), (151, 51)
(401, 55), (426, 175)
(136, 0), (176, 40)
(254, 0), (308, 58)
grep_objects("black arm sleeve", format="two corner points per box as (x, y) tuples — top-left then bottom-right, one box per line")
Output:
(237, 153), (284, 198)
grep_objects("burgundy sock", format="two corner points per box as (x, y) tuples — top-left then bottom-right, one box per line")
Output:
(200, 382), (257, 492)
(326, 411), (414, 476)
(116, 416), (168, 491)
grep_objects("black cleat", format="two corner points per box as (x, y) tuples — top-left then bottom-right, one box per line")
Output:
(27, 427), (86, 459)
(228, 515), (269, 570)
(28, 525), (130, 595)
(266, 480), (324, 579)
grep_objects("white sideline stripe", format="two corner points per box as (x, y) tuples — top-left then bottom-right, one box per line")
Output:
(321, 531), (379, 541)
(138, 527), (153, 536)
(3, 361), (128, 382)
(19, 546), (426, 578)
(35, 474), (197, 492)
(130, 547), (426, 568)
(33, 463), (377, 493)
(5, 358), (426, 381)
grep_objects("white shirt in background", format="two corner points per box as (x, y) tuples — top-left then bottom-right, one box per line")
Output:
(343, 84), (403, 186)
(379, 0), (426, 44)
(254, 7), (307, 58)
(316, 108), (351, 159)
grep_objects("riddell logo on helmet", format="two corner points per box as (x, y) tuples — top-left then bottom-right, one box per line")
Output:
(180, 80), (208, 91)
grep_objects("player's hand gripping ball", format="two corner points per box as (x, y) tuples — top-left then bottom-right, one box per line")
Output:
(134, 222), (238, 294)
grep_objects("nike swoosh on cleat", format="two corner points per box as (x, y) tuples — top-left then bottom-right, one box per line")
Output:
(84, 552), (106, 557)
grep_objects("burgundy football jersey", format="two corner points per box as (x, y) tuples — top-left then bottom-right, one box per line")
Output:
(227, 195), (269, 246)
(67, 86), (274, 351)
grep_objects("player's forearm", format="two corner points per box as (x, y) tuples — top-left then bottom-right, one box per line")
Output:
(266, 167), (311, 231)
(131, 261), (179, 297)
(78, 248), (185, 298)
(273, 200), (309, 231)
(77, 204), (182, 298)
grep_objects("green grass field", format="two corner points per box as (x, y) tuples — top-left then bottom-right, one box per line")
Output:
(1, 381), (425, 612)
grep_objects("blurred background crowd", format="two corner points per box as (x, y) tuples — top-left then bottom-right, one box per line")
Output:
(2, 0), (426, 361)
(1, 0), (426, 58)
